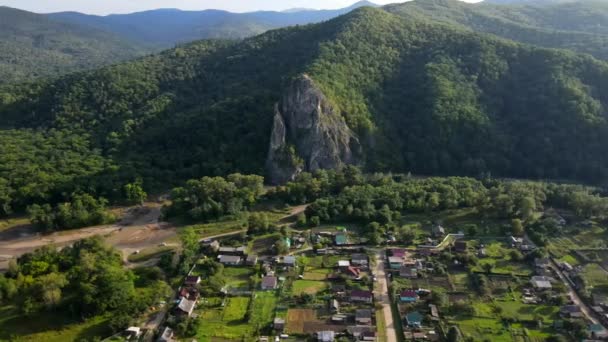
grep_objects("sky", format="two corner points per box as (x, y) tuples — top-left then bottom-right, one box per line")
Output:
(0, 0), (481, 15)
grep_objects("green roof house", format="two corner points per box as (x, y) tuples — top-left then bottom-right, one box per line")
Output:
(405, 311), (423, 328)
(335, 233), (348, 246)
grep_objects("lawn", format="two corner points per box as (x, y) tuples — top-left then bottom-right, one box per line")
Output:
(292, 280), (327, 295)
(303, 267), (331, 281)
(223, 267), (255, 289)
(307, 255), (343, 268)
(0, 305), (110, 342)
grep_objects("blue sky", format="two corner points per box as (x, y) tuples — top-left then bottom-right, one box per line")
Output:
(0, 0), (481, 15)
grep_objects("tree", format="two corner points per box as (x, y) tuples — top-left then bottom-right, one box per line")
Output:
(511, 218), (524, 236)
(481, 262), (493, 274)
(447, 326), (461, 342)
(275, 239), (289, 255)
(124, 180), (147, 205)
(296, 213), (307, 227)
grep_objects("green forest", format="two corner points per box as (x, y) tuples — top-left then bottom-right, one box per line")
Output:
(2, 1), (608, 219)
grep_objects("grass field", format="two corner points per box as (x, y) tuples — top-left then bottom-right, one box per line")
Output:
(285, 309), (316, 334)
(0, 305), (110, 342)
(127, 245), (175, 262)
(292, 280), (327, 295)
(0, 217), (29, 232)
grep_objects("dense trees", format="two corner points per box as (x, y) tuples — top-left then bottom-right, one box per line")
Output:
(27, 193), (114, 232)
(163, 174), (264, 222)
(0, 237), (167, 322)
(3, 4), (608, 222)
(0, 7), (148, 84)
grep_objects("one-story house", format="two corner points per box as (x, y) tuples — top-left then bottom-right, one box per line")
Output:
(157, 327), (174, 342)
(429, 304), (439, 321)
(389, 249), (406, 258)
(261, 276), (278, 290)
(351, 290), (373, 303)
(356, 309), (372, 325)
(454, 240), (468, 253)
(388, 256), (403, 270)
(560, 305), (583, 318)
(531, 276), (553, 290)
(175, 298), (196, 317)
(335, 233), (348, 246)
(351, 253), (369, 266)
(218, 255), (242, 266)
(588, 323), (608, 339)
(246, 254), (259, 266)
(405, 311), (423, 328)
(329, 299), (340, 313)
(343, 266), (361, 279)
(400, 290), (418, 303)
(317, 330), (336, 342)
(338, 260), (351, 268)
(184, 275), (201, 286)
(282, 256), (297, 267)
(274, 317), (285, 331)
(399, 265), (417, 278)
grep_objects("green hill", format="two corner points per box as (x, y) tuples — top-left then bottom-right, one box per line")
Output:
(2, 6), (608, 214)
(0, 6), (149, 84)
(385, 0), (608, 60)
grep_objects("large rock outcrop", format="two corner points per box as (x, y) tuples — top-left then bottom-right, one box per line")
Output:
(266, 74), (360, 184)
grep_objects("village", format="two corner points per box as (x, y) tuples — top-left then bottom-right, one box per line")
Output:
(113, 208), (608, 342)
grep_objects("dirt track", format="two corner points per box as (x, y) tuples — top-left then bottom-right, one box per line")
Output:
(0, 204), (176, 270)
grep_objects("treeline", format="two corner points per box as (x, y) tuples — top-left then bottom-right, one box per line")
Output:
(0, 237), (170, 331)
(163, 174), (264, 222)
(269, 169), (608, 230)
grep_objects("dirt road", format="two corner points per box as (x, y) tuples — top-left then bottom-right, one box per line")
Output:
(0, 204), (176, 270)
(551, 259), (604, 327)
(374, 249), (398, 342)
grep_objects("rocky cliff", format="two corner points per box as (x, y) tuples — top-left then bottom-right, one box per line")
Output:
(266, 74), (360, 184)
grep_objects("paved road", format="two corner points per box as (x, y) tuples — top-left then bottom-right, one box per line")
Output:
(374, 249), (397, 342)
(550, 259), (603, 326)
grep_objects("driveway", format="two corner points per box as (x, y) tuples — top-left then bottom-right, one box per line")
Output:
(374, 249), (397, 342)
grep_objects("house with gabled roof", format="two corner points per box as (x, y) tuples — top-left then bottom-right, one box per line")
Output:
(351, 290), (373, 303)
(405, 311), (423, 328)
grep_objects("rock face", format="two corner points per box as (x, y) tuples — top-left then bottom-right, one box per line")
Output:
(266, 74), (360, 184)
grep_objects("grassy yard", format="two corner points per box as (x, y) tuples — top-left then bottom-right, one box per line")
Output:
(292, 280), (327, 295)
(0, 305), (110, 342)
(197, 297), (253, 341)
(303, 267), (331, 281)
(250, 292), (278, 327)
(224, 267), (255, 289)
(581, 263), (608, 288)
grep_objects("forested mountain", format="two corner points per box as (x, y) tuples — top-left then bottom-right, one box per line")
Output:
(386, 0), (608, 60)
(0, 6), (148, 84)
(2, 2), (608, 216)
(47, 1), (379, 48)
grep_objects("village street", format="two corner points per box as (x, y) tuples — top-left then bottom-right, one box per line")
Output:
(374, 249), (397, 342)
